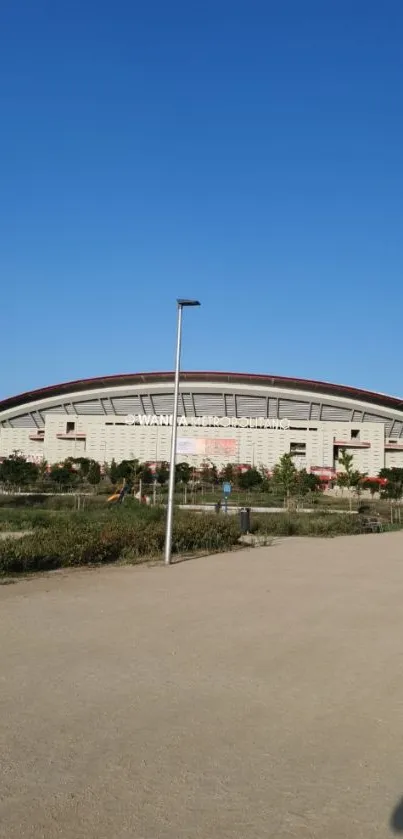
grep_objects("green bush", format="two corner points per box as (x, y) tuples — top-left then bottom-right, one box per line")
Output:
(0, 513), (241, 574)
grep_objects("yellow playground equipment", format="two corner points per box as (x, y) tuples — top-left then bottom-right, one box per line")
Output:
(107, 480), (129, 504)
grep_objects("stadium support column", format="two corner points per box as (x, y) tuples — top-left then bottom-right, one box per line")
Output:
(164, 299), (200, 566)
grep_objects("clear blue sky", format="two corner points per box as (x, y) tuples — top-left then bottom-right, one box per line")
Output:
(1, 0), (402, 399)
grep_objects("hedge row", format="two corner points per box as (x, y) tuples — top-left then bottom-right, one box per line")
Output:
(252, 512), (364, 537)
(0, 514), (241, 574)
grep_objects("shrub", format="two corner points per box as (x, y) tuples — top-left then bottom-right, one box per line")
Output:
(252, 512), (364, 537)
(0, 508), (60, 531)
(0, 513), (241, 574)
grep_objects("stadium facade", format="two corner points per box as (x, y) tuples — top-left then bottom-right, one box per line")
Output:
(0, 372), (403, 477)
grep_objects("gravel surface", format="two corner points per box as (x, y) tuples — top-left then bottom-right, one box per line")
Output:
(1, 532), (403, 838)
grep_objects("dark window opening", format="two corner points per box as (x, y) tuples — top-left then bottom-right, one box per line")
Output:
(351, 429), (360, 440)
(66, 421), (75, 433)
(290, 442), (306, 456)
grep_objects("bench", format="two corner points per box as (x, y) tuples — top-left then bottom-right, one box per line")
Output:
(360, 516), (383, 534)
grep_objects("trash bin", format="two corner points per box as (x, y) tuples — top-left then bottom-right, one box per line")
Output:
(239, 507), (251, 534)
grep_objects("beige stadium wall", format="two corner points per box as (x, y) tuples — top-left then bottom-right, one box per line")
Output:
(0, 415), (391, 473)
(1, 373), (403, 472)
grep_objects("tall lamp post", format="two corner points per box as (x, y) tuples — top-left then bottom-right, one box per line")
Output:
(164, 298), (201, 566)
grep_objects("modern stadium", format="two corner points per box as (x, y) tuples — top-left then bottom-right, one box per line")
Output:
(0, 372), (403, 478)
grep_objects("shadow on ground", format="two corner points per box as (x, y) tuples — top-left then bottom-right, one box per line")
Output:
(391, 799), (403, 832)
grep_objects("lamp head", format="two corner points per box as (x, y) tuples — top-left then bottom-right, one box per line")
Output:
(177, 299), (201, 307)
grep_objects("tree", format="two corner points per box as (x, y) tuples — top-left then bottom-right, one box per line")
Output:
(337, 451), (364, 510)
(336, 471), (348, 491)
(271, 453), (298, 507)
(175, 462), (191, 485)
(114, 459), (140, 483)
(87, 461), (101, 485)
(69, 457), (92, 479)
(38, 459), (49, 480)
(238, 467), (263, 490)
(379, 468), (403, 501)
(139, 464), (153, 485)
(296, 469), (322, 497)
(337, 450), (354, 477)
(220, 463), (236, 483)
(155, 461), (169, 486)
(0, 453), (39, 487)
(49, 464), (78, 487)
(109, 458), (119, 484)
(259, 466), (271, 492)
(200, 460), (218, 486)
(362, 478), (380, 499)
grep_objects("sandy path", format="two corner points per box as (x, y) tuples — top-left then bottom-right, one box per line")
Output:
(1, 532), (403, 838)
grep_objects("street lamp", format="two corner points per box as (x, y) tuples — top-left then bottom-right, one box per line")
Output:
(164, 298), (201, 566)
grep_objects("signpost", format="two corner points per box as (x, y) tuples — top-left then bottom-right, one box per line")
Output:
(222, 481), (232, 513)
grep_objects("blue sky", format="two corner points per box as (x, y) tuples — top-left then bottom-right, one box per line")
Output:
(1, 0), (402, 399)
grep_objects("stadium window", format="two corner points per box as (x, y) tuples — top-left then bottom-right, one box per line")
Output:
(290, 442), (306, 456)
(66, 421), (75, 433)
(351, 429), (360, 440)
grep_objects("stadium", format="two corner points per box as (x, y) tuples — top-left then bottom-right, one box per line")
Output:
(0, 371), (403, 478)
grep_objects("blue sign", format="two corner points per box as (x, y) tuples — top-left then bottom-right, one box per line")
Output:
(222, 482), (232, 496)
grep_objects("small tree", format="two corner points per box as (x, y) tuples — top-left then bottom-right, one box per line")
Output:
(337, 451), (363, 511)
(200, 460), (218, 487)
(0, 453), (39, 488)
(271, 453), (298, 508)
(38, 459), (49, 480)
(296, 469), (322, 501)
(49, 464), (78, 488)
(87, 461), (101, 485)
(363, 478), (380, 499)
(336, 471), (349, 495)
(238, 467), (263, 490)
(379, 468), (403, 522)
(379, 468), (403, 501)
(155, 461), (169, 486)
(139, 464), (153, 486)
(69, 457), (92, 480)
(220, 463), (236, 484)
(259, 466), (271, 492)
(113, 459), (141, 485)
(175, 462), (192, 485)
(109, 458), (119, 484)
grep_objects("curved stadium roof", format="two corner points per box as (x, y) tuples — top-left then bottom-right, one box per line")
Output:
(0, 372), (402, 437)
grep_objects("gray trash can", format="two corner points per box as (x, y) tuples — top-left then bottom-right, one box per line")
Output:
(239, 507), (251, 533)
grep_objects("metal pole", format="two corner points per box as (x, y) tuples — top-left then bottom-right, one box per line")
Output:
(164, 304), (183, 565)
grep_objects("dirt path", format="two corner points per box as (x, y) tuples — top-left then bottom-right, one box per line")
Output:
(1, 532), (403, 838)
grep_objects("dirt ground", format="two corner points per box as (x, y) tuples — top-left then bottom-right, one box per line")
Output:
(1, 532), (403, 838)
